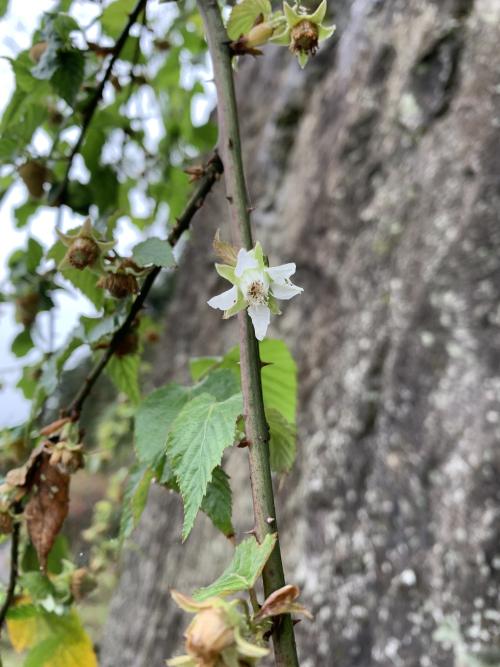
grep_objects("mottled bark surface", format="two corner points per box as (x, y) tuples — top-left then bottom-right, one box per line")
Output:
(101, 1), (500, 665)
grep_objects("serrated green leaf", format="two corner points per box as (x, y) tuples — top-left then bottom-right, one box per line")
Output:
(135, 383), (191, 467)
(197, 340), (297, 428)
(267, 408), (296, 474)
(194, 534), (277, 601)
(226, 0), (272, 40)
(167, 392), (243, 540)
(200, 467), (233, 537)
(106, 354), (141, 404)
(101, 0), (137, 39)
(189, 356), (220, 381)
(51, 48), (84, 106)
(192, 369), (241, 402)
(134, 370), (240, 468)
(132, 237), (175, 269)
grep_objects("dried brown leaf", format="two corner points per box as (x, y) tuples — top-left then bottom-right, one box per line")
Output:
(25, 452), (70, 572)
(213, 230), (238, 265)
(255, 584), (313, 621)
(40, 417), (71, 437)
(5, 443), (47, 488)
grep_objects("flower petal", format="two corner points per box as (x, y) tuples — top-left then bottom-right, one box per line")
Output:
(266, 263), (296, 284)
(223, 293), (247, 319)
(271, 282), (303, 300)
(235, 248), (258, 277)
(207, 286), (239, 311)
(309, 0), (327, 24)
(248, 305), (271, 341)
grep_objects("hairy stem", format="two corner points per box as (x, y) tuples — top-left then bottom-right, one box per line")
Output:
(195, 2), (299, 665)
(64, 154), (223, 419)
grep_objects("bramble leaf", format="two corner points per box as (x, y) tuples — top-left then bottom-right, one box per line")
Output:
(194, 534), (277, 601)
(132, 237), (175, 269)
(166, 392), (243, 540)
(267, 408), (296, 474)
(106, 354), (141, 404)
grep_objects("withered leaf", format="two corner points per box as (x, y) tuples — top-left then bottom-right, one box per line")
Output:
(25, 452), (70, 572)
(213, 229), (238, 265)
(5, 443), (47, 488)
(255, 584), (313, 621)
(39, 417), (71, 437)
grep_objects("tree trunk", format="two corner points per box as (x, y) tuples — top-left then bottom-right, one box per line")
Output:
(100, 1), (500, 665)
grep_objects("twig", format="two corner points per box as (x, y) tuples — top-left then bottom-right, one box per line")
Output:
(195, 1), (299, 665)
(56, 0), (148, 202)
(63, 154), (223, 419)
(0, 517), (20, 635)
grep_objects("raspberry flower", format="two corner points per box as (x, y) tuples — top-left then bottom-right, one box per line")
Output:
(207, 242), (303, 341)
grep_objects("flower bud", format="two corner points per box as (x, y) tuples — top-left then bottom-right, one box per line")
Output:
(185, 608), (234, 662)
(67, 237), (99, 270)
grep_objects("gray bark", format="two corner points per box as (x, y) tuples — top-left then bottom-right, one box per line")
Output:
(100, 1), (500, 665)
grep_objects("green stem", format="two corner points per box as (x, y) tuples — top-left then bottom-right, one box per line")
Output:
(195, 2), (299, 665)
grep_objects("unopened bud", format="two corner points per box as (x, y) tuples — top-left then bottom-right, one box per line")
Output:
(67, 237), (99, 270)
(185, 608), (234, 662)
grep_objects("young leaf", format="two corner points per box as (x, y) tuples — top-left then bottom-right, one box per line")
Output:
(194, 534), (277, 601)
(132, 237), (175, 269)
(166, 392), (243, 540)
(267, 408), (296, 474)
(106, 354), (141, 404)
(51, 49), (85, 106)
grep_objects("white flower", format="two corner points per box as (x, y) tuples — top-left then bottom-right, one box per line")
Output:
(208, 242), (303, 340)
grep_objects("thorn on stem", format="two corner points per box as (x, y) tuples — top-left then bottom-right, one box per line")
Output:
(266, 516), (275, 524)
